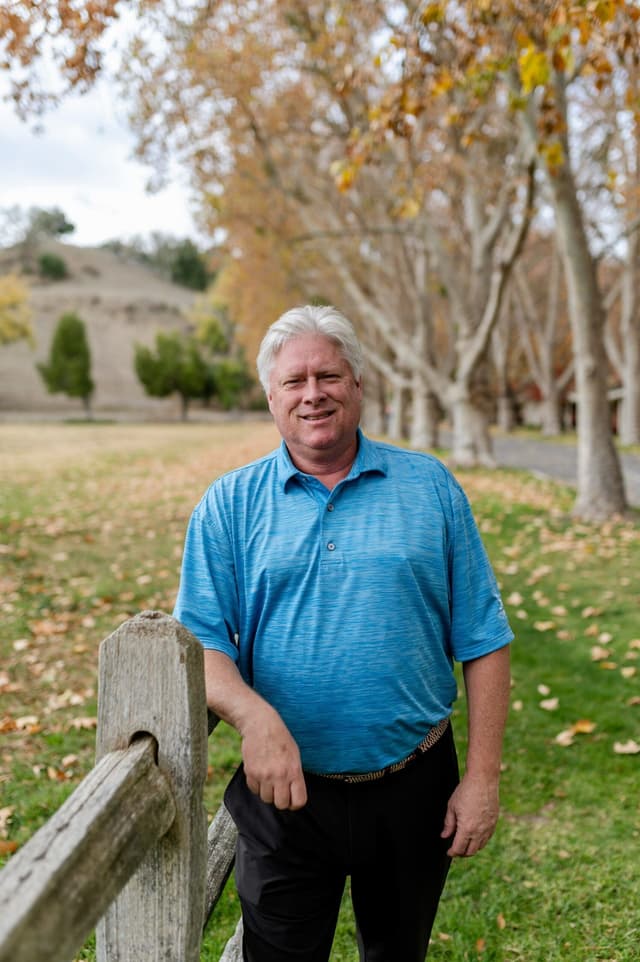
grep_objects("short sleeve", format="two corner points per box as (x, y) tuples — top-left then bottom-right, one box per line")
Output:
(173, 491), (240, 661)
(447, 480), (513, 661)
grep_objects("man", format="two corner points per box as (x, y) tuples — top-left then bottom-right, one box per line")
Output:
(174, 305), (512, 962)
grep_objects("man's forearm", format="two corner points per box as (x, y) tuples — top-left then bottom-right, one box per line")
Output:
(203, 648), (273, 733)
(462, 644), (511, 778)
(203, 648), (307, 810)
(441, 644), (511, 856)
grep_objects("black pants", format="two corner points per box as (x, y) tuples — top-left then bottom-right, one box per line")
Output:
(224, 725), (459, 962)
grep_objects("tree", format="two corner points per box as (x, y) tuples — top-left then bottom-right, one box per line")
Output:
(188, 293), (254, 409)
(134, 331), (209, 420)
(0, 273), (33, 346)
(38, 312), (94, 417)
(27, 206), (75, 239)
(0, 1), (134, 115)
(169, 239), (211, 291)
(358, 0), (635, 517)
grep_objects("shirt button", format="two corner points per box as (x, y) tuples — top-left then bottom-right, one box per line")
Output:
(327, 503), (335, 512)
(327, 542), (336, 551)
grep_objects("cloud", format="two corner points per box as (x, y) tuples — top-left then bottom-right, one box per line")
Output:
(0, 76), (200, 247)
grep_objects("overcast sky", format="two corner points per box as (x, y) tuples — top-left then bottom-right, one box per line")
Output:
(0, 74), (201, 248)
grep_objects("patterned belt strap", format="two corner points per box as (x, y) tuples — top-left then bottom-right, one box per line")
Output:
(317, 717), (450, 784)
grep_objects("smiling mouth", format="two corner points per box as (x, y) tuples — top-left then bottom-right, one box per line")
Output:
(301, 411), (333, 421)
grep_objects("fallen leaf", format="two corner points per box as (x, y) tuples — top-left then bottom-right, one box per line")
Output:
(591, 645), (611, 661)
(540, 697), (559, 711)
(68, 717), (97, 730)
(613, 740), (640, 755)
(0, 806), (14, 837)
(496, 913), (506, 929)
(476, 937), (486, 952)
(571, 719), (596, 734)
(537, 684), (551, 696)
(621, 667), (637, 679)
(555, 730), (574, 747)
(599, 661), (618, 670)
(0, 840), (18, 856)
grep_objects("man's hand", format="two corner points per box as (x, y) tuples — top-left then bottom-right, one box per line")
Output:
(440, 772), (500, 857)
(203, 649), (307, 811)
(240, 705), (308, 811)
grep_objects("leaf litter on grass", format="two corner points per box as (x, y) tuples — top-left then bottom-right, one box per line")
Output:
(1, 427), (640, 960)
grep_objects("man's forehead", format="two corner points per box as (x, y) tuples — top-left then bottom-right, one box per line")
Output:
(274, 335), (346, 369)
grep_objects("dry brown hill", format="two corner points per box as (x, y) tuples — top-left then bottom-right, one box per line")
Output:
(0, 239), (200, 419)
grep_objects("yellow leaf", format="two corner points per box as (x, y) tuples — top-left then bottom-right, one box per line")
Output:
(519, 46), (550, 94)
(540, 140), (565, 171)
(421, 3), (444, 25)
(621, 667), (637, 679)
(394, 196), (422, 220)
(571, 719), (596, 735)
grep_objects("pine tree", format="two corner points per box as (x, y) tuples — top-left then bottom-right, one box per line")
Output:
(38, 312), (94, 418)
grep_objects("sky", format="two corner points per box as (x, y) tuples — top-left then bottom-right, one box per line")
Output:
(0, 74), (201, 249)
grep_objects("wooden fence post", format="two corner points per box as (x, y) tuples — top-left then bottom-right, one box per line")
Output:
(95, 611), (208, 962)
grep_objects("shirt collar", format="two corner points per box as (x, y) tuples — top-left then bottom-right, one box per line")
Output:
(276, 428), (388, 490)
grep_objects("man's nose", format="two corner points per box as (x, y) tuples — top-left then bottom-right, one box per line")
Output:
(302, 377), (326, 402)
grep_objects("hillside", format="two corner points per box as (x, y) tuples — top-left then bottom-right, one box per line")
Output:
(0, 240), (200, 419)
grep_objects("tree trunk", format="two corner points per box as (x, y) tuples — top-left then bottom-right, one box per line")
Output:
(409, 375), (440, 449)
(619, 345), (640, 446)
(386, 384), (408, 441)
(539, 390), (563, 437)
(449, 391), (495, 468)
(496, 394), (516, 433)
(361, 369), (386, 436)
(618, 238), (640, 446)
(549, 165), (627, 517)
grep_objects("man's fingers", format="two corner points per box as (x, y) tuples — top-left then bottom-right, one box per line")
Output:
(289, 775), (308, 811)
(246, 772), (308, 811)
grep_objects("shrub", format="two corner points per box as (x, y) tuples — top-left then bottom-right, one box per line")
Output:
(38, 252), (68, 281)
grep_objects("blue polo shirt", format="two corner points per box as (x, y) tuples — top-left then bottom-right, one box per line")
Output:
(174, 430), (513, 774)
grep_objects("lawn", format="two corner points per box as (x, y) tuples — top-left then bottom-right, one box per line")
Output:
(1, 421), (639, 962)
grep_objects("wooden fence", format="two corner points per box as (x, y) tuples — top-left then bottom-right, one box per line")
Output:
(0, 611), (244, 962)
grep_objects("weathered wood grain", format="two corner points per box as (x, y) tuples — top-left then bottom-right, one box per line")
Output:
(96, 611), (208, 962)
(219, 918), (244, 962)
(0, 736), (174, 962)
(205, 803), (238, 923)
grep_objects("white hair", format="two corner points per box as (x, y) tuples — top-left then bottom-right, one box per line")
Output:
(256, 305), (364, 393)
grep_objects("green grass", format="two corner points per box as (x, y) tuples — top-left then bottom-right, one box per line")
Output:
(1, 422), (639, 961)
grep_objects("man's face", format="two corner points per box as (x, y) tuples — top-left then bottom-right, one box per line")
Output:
(267, 334), (362, 468)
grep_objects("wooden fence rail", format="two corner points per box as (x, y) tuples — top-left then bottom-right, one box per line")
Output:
(0, 611), (243, 962)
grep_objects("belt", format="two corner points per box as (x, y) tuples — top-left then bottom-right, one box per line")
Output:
(317, 717), (450, 784)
